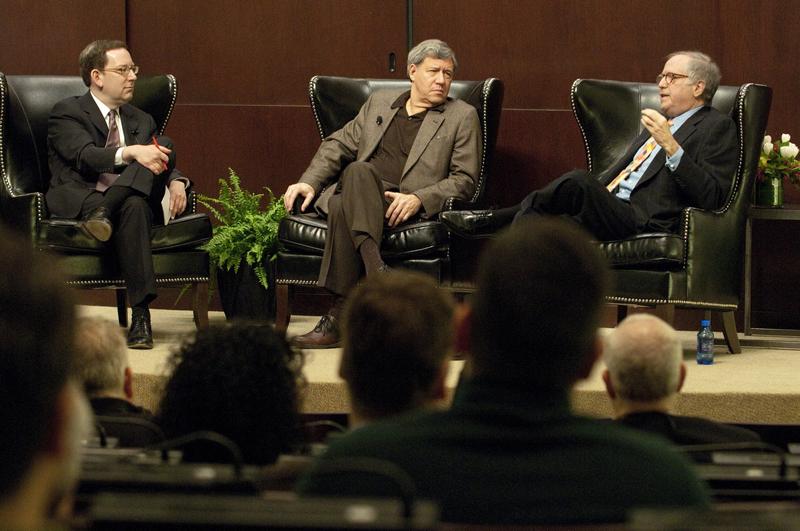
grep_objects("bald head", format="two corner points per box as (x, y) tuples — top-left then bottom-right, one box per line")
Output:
(603, 314), (683, 402)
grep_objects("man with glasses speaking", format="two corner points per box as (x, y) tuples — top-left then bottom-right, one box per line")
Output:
(442, 51), (737, 241)
(47, 40), (190, 349)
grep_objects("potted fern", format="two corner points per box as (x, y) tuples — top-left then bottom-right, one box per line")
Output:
(197, 168), (286, 320)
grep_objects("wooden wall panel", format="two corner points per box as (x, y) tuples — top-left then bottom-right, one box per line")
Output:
(165, 105), (321, 197)
(0, 0), (126, 74)
(126, 0), (408, 104)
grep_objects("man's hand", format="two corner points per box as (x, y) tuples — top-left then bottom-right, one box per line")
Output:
(641, 109), (680, 156)
(384, 191), (422, 227)
(284, 183), (315, 212)
(168, 179), (187, 219)
(123, 144), (170, 174)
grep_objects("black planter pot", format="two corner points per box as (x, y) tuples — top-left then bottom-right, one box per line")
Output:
(215, 259), (276, 322)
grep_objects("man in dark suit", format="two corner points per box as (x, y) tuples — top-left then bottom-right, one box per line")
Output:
(441, 50), (737, 240)
(283, 39), (481, 348)
(298, 218), (710, 525)
(47, 40), (189, 349)
(603, 313), (760, 445)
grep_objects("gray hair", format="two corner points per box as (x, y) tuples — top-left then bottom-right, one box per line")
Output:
(667, 50), (721, 103)
(603, 314), (683, 402)
(407, 39), (458, 71)
(73, 317), (129, 395)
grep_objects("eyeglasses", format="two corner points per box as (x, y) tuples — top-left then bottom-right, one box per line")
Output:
(656, 72), (690, 85)
(103, 64), (140, 76)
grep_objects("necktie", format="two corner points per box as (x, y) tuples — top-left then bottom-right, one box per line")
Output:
(606, 137), (658, 192)
(96, 110), (120, 192)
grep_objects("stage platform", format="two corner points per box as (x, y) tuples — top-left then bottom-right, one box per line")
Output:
(77, 305), (800, 426)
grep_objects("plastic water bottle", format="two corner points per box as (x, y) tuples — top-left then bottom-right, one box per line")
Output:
(696, 319), (714, 365)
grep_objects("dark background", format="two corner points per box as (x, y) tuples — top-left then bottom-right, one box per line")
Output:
(2, 0), (797, 330)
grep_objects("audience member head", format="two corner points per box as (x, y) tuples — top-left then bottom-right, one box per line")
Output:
(74, 317), (132, 400)
(0, 225), (91, 528)
(666, 50), (721, 103)
(157, 323), (304, 465)
(340, 271), (454, 425)
(79, 39), (129, 86)
(602, 314), (686, 417)
(467, 217), (609, 391)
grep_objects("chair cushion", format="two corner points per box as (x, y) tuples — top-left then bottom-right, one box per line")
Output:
(278, 213), (450, 259)
(38, 213), (212, 254)
(599, 232), (685, 270)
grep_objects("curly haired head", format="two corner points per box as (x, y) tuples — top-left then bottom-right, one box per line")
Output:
(156, 322), (304, 465)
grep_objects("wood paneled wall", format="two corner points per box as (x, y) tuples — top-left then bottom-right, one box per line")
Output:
(1, 0), (798, 327)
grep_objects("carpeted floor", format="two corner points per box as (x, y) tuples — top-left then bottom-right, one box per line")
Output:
(78, 305), (800, 425)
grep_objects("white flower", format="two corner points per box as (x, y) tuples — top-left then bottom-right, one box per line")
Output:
(780, 142), (799, 159)
(782, 133), (792, 143)
(764, 141), (774, 154)
(764, 135), (772, 143)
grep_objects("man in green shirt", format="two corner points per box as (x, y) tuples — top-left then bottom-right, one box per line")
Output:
(298, 218), (710, 525)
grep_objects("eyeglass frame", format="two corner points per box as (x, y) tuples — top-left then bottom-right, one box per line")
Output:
(102, 64), (140, 77)
(656, 72), (691, 85)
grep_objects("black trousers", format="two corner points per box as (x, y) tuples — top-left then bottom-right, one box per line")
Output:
(81, 159), (170, 307)
(318, 161), (396, 296)
(514, 169), (641, 241)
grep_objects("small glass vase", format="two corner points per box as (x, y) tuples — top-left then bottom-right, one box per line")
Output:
(755, 176), (784, 208)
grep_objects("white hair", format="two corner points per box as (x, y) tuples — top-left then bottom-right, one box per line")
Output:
(73, 317), (128, 395)
(603, 314), (682, 402)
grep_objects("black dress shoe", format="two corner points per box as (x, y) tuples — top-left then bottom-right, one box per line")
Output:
(79, 207), (113, 242)
(127, 307), (153, 350)
(290, 314), (341, 349)
(440, 210), (500, 239)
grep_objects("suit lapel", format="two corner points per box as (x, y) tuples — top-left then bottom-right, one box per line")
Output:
(79, 92), (109, 139)
(361, 106), (401, 160)
(119, 104), (142, 145)
(402, 107), (445, 177)
(635, 106), (710, 187)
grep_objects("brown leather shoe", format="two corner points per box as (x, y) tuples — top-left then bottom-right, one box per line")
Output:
(79, 206), (113, 242)
(291, 314), (341, 349)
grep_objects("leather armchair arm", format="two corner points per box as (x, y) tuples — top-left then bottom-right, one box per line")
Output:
(441, 196), (480, 213)
(2, 192), (47, 239)
(681, 205), (744, 304)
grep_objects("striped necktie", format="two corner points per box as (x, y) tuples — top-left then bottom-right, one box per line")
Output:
(96, 109), (120, 192)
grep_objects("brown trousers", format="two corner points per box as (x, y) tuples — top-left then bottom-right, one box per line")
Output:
(318, 161), (397, 295)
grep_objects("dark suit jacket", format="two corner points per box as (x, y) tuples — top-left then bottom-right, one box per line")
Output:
(46, 91), (183, 219)
(298, 379), (710, 525)
(299, 89), (481, 217)
(599, 105), (738, 233)
(616, 411), (761, 446)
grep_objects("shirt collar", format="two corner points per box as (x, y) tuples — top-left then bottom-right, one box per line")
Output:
(90, 91), (116, 120)
(390, 90), (447, 113)
(668, 104), (704, 132)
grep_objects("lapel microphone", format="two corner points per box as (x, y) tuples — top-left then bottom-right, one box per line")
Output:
(376, 116), (383, 125)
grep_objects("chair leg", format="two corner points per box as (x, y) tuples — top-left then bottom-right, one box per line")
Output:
(653, 303), (675, 325)
(616, 304), (629, 324)
(192, 282), (209, 329)
(116, 289), (128, 327)
(275, 283), (291, 336)
(719, 310), (741, 354)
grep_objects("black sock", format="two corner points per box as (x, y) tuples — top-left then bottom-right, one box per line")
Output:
(358, 237), (385, 276)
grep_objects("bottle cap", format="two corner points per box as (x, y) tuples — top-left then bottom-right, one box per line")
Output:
(701, 319), (711, 326)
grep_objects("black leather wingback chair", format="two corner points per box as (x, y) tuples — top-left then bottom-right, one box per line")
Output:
(572, 79), (772, 353)
(275, 76), (503, 332)
(0, 73), (212, 327)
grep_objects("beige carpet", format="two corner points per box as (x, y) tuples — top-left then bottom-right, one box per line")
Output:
(78, 306), (800, 425)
